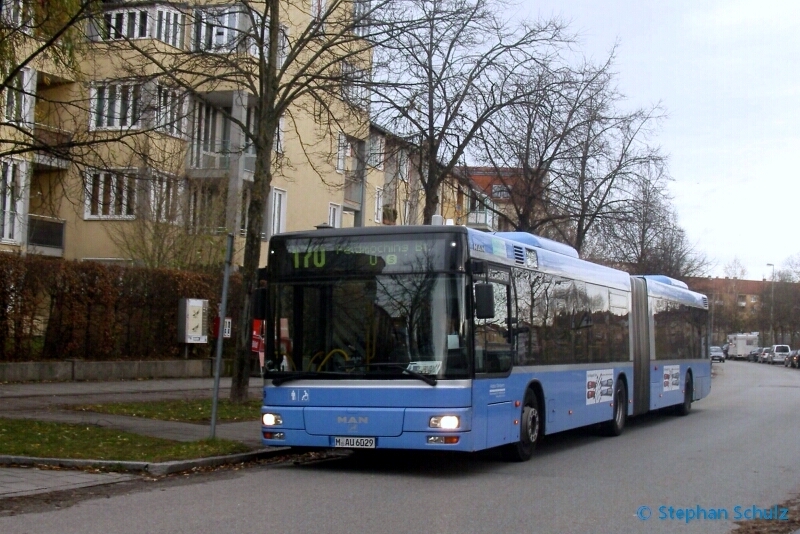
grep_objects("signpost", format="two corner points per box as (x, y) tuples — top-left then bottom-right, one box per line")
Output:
(210, 234), (234, 439)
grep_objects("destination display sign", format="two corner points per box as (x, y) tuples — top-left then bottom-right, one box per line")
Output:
(271, 234), (462, 277)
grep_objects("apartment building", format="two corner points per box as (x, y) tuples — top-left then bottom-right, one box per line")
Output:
(438, 167), (497, 231)
(2, 0), (407, 268)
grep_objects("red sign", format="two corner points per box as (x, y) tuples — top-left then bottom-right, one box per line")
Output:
(252, 319), (264, 352)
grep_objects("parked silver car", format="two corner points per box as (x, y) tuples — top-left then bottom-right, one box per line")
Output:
(710, 346), (725, 362)
(769, 344), (791, 365)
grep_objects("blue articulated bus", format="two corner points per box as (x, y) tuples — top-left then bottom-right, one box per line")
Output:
(260, 225), (710, 461)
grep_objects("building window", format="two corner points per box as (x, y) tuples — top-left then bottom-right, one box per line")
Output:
(311, 0), (327, 22)
(491, 184), (511, 199)
(156, 8), (185, 48)
(157, 85), (186, 137)
(398, 150), (408, 182)
(90, 6), (185, 47)
(341, 61), (369, 109)
(246, 19), (288, 64)
(188, 182), (223, 233)
(243, 109), (284, 155)
(336, 133), (348, 172)
(352, 0), (370, 37)
(0, 159), (22, 241)
(368, 134), (384, 169)
(151, 173), (184, 223)
(328, 202), (342, 228)
(99, 8), (149, 40)
(91, 82), (142, 130)
(194, 7), (239, 52)
(374, 187), (383, 223)
(239, 186), (251, 236)
(270, 187), (287, 235)
(190, 102), (234, 168)
(1, 0), (25, 28)
(750, 295), (758, 303)
(3, 70), (27, 123)
(85, 170), (137, 219)
(274, 114), (285, 154)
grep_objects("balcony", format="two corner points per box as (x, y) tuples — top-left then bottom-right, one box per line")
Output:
(188, 141), (260, 180)
(344, 172), (362, 207)
(466, 209), (496, 231)
(32, 124), (73, 170)
(189, 140), (231, 169)
(27, 214), (65, 257)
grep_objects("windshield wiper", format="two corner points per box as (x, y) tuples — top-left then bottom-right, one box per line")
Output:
(353, 363), (438, 386)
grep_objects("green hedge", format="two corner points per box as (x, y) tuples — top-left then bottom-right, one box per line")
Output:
(0, 254), (242, 362)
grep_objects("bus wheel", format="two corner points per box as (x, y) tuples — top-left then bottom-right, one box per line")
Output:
(602, 381), (627, 436)
(501, 391), (540, 462)
(676, 375), (693, 416)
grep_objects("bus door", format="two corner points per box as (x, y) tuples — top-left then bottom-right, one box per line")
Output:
(472, 264), (516, 449)
(630, 277), (650, 416)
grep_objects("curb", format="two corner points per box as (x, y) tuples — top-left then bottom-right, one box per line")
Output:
(0, 447), (291, 476)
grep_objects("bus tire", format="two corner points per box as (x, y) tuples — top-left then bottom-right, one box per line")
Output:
(501, 391), (540, 462)
(602, 381), (627, 436)
(676, 374), (693, 416)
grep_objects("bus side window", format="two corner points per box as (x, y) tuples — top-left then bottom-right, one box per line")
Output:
(474, 280), (512, 373)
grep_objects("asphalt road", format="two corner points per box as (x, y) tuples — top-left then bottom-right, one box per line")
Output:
(2, 361), (799, 534)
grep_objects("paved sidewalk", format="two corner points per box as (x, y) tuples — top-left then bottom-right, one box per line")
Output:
(0, 377), (285, 499)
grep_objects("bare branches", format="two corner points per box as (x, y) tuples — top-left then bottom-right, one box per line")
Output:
(371, 0), (567, 223)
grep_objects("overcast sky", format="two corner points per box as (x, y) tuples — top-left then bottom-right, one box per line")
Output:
(514, 0), (799, 281)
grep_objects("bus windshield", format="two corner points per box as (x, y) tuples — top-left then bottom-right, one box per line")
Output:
(266, 273), (468, 380)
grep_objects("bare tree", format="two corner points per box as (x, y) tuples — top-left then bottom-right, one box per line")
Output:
(784, 254), (800, 282)
(585, 161), (708, 279)
(724, 258), (748, 280)
(467, 47), (668, 258)
(371, 0), (565, 224)
(468, 59), (611, 234)
(547, 88), (664, 254)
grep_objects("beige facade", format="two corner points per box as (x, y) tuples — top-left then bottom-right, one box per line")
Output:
(2, 0), (397, 268)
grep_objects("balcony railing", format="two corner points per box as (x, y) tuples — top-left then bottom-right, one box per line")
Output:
(32, 124), (73, 170)
(27, 214), (65, 256)
(344, 172), (362, 205)
(33, 123), (73, 146)
(466, 209), (495, 231)
(188, 144), (259, 175)
(189, 141), (231, 170)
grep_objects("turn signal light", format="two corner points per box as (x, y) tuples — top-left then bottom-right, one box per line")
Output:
(427, 436), (460, 444)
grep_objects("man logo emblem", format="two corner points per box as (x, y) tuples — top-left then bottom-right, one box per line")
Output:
(337, 416), (368, 424)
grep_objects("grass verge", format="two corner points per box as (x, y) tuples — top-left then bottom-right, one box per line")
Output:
(70, 398), (262, 423)
(0, 418), (252, 462)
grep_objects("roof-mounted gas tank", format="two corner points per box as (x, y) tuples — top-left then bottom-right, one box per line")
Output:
(492, 232), (579, 258)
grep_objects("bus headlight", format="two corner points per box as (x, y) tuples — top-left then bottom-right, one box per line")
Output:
(429, 415), (460, 430)
(262, 413), (283, 426)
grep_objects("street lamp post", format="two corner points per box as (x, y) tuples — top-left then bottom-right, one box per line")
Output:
(767, 263), (775, 346)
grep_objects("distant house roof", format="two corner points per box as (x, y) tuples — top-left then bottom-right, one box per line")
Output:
(684, 277), (768, 296)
